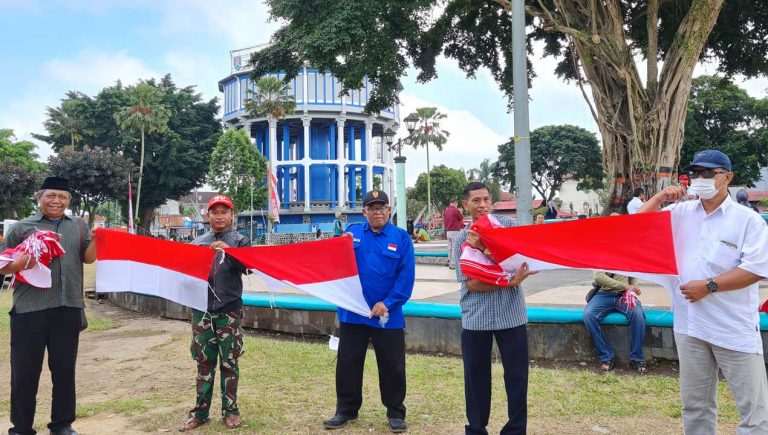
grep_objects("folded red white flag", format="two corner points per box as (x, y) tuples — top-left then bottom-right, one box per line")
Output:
(464, 212), (681, 291)
(225, 236), (370, 317)
(0, 230), (66, 288)
(95, 230), (214, 311)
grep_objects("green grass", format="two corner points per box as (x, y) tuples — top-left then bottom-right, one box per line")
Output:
(76, 398), (148, 418)
(83, 311), (119, 332)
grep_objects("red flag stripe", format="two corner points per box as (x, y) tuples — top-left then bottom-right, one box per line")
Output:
(95, 229), (214, 281)
(225, 236), (359, 285)
(477, 212), (678, 275)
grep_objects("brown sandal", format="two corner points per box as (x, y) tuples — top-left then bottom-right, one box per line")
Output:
(600, 360), (614, 372)
(178, 416), (209, 432)
(224, 414), (242, 430)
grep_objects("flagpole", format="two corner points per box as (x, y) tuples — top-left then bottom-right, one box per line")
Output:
(250, 179), (254, 243)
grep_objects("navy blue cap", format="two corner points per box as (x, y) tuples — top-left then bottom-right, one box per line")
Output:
(683, 150), (732, 172)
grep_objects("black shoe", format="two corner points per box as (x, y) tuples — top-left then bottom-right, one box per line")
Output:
(323, 414), (357, 429)
(50, 427), (78, 435)
(388, 418), (407, 433)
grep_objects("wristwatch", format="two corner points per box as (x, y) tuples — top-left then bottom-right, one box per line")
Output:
(706, 278), (719, 293)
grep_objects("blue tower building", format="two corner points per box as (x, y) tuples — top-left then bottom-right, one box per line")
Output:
(219, 45), (401, 232)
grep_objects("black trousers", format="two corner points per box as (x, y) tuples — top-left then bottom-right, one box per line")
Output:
(462, 326), (528, 435)
(9, 306), (81, 435)
(335, 322), (406, 419)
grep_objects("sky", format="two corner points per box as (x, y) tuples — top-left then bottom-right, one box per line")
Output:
(1, 0), (767, 188)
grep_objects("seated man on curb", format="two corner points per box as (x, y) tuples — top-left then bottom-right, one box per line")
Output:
(582, 271), (647, 373)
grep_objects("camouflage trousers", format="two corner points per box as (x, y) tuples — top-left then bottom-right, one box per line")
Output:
(189, 309), (244, 420)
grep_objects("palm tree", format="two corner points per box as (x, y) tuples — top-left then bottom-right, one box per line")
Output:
(469, 158), (501, 201)
(245, 76), (296, 240)
(245, 76), (297, 121)
(408, 107), (449, 218)
(44, 97), (88, 148)
(114, 83), (171, 224)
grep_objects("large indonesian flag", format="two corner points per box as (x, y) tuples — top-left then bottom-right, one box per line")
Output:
(95, 230), (369, 316)
(96, 230), (214, 311)
(225, 236), (370, 316)
(462, 212), (681, 291)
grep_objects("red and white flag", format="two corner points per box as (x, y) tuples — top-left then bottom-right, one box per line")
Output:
(95, 230), (214, 311)
(462, 212), (681, 291)
(127, 174), (135, 234)
(226, 236), (370, 316)
(95, 230), (369, 315)
(267, 165), (280, 223)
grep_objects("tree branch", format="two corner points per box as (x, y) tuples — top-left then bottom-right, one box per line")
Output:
(647, 0), (659, 96)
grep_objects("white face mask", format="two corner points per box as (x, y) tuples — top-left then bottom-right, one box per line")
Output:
(688, 178), (719, 200)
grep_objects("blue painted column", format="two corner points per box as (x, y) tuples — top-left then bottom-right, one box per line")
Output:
(283, 123), (290, 161)
(348, 167), (357, 207)
(329, 122), (336, 160)
(282, 167), (291, 207)
(263, 127), (269, 160)
(361, 167), (367, 195)
(360, 124), (367, 161)
(330, 166), (337, 206)
(347, 123), (355, 160)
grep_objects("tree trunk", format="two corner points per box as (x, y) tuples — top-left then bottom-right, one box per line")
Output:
(139, 207), (155, 236)
(534, 0), (725, 212)
(426, 139), (431, 219)
(135, 128), (145, 221)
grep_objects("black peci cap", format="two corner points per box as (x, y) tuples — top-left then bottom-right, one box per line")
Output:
(40, 176), (71, 192)
(362, 190), (389, 207)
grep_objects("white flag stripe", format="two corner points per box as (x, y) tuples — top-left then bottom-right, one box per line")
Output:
(249, 269), (370, 317)
(96, 259), (208, 311)
(499, 254), (682, 293)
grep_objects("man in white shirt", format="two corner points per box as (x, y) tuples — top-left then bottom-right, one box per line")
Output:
(626, 188), (646, 214)
(639, 149), (768, 434)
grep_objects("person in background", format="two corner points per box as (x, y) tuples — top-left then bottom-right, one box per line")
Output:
(534, 214), (545, 225)
(443, 199), (464, 270)
(333, 211), (344, 237)
(413, 227), (430, 243)
(582, 270), (647, 373)
(626, 188), (647, 215)
(736, 189), (760, 213)
(544, 201), (558, 220)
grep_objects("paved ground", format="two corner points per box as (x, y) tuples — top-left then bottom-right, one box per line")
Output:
(245, 239), (768, 309)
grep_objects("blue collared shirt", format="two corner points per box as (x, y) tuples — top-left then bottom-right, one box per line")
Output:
(337, 221), (415, 329)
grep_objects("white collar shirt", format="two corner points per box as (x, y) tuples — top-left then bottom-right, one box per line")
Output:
(627, 196), (644, 214)
(665, 195), (768, 353)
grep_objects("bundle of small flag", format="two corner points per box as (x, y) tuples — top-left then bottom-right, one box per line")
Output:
(0, 230), (66, 288)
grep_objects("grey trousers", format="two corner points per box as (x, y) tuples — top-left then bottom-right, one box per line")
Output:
(447, 231), (460, 267)
(676, 333), (768, 435)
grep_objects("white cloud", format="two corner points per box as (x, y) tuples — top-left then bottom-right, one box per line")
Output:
(396, 94), (507, 187)
(0, 90), (59, 161)
(163, 51), (222, 102)
(42, 49), (160, 92)
(157, 0), (277, 48)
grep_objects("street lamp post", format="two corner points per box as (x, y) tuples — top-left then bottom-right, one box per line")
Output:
(384, 114), (418, 231)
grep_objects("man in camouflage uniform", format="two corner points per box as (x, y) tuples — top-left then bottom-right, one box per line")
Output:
(179, 194), (250, 432)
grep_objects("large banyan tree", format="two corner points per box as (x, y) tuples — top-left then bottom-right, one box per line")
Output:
(251, 0), (768, 206)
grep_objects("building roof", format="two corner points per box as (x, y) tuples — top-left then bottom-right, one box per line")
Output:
(493, 198), (544, 211)
(748, 191), (768, 201)
(157, 215), (193, 228)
